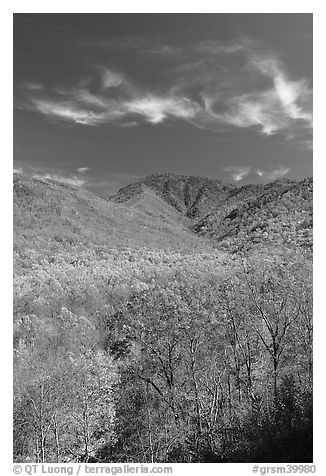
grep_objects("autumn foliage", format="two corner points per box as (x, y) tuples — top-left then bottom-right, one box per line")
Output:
(13, 174), (313, 462)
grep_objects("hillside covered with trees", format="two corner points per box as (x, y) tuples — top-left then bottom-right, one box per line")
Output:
(111, 173), (312, 252)
(13, 172), (313, 463)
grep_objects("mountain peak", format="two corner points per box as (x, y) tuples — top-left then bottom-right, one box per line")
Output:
(111, 172), (234, 219)
(109, 172), (312, 251)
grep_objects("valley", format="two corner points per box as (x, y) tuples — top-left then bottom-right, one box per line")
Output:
(13, 172), (313, 463)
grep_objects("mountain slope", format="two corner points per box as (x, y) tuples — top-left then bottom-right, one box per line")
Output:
(13, 173), (209, 257)
(14, 172), (313, 260)
(110, 173), (234, 219)
(13, 173), (230, 320)
(110, 173), (312, 251)
(193, 178), (312, 251)
(13, 171), (313, 465)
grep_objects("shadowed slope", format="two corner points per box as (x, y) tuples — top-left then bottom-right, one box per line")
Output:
(193, 178), (313, 251)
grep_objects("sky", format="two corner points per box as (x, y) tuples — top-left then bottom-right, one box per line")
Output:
(13, 13), (313, 196)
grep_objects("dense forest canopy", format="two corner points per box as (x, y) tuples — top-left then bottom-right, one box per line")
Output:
(13, 172), (313, 463)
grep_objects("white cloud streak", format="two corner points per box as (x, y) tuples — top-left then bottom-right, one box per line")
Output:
(19, 39), (312, 141)
(28, 91), (198, 127)
(126, 95), (198, 124)
(33, 173), (86, 187)
(224, 166), (251, 181)
(196, 40), (245, 55)
(31, 99), (107, 126)
(255, 166), (290, 180)
(76, 167), (90, 174)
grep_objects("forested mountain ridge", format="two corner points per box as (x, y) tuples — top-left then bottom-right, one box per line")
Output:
(13, 171), (313, 464)
(13, 173), (208, 254)
(193, 177), (313, 251)
(16, 172), (313, 257)
(109, 172), (235, 219)
(109, 173), (313, 251)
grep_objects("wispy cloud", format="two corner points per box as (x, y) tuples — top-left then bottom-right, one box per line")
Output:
(17, 37), (312, 142)
(24, 82), (44, 91)
(33, 173), (86, 187)
(72, 89), (108, 108)
(13, 163), (89, 187)
(196, 39), (245, 55)
(76, 167), (90, 174)
(76, 36), (147, 52)
(101, 68), (125, 89)
(255, 166), (290, 180)
(286, 138), (313, 151)
(248, 53), (313, 128)
(126, 95), (198, 124)
(142, 44), (183, 57)
(30, 98), (108, 126)
(224, 166), (251, 182)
